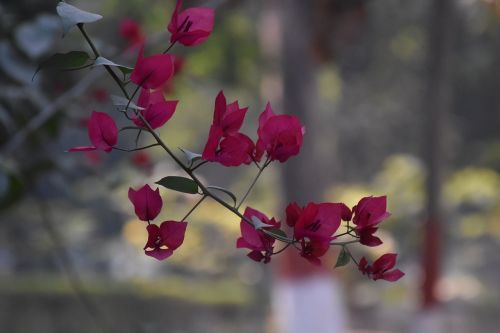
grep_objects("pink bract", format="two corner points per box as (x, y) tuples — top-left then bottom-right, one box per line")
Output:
(144, 221), (188, 260)
(352, 196), (390, 247)
(67, 111), (118, 153)
(133, 88), (178, 129)
(202, 91), (254, 167)
(255, 103), (304, 163)
(236, 207), (280, 263)
(167, 0), (214, 46)
(128, 184), (163, 222)
(290, 202), (350, 265)
(358, 253), (405, 282)
(131, 47), (175, 89)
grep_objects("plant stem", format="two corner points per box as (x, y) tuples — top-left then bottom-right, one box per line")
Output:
(330, 239), (359, 246)
(163, 42), (176, 54)
(119, 126), (146, 132)
(236, 158), (269, 209)
(181, 196), (206, 221)
(345, 247), (359, 266)
(112, 143), (160, 152)
(77, 26), (254, 227)
(77, 24), (130, 99)
(272, 242), (292, 255)
(190, 160), (209, 171)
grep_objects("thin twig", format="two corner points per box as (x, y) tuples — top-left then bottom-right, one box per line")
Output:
(181, 195), (206, 221)
(34, 192), (110, 333)
(112, 143), (160, 152)
(77, 22), (256, 229)
(236, 158), (270, 209)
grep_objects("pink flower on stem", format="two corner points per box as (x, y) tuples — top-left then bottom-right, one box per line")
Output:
(128, 184), (163, 222)
(68, 111), (118, 153)
(285, 202), (302, 227)
(290, 202), (351, 265)
(236, 207), (280, 263)
(211, 90), (248, 136)
(358, 253), (405, 282)
(352, 196), (390, 247)
(144, 221), (187, 260)
(132, 88), (178, 129)
(202, 91), (254, 167)
(130, 47), (175, 89)
(119, 18), (145, 51)
(255, 103), (304, 163)
(167, 0), (214, 47)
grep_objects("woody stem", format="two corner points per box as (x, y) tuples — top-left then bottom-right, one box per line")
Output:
(78, 26), (254, 226)
(181, 195), (206, 221)
(236, 158), (270, 210)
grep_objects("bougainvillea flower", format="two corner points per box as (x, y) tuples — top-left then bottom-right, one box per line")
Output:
(202, 92), (254, 167)
(285, 202), (302, 227)
(167, 0), (214, 46)
(128, 184), (163, 221)
(202, 126), (254, 167)
(119, 18), (145, 51)
(144, 221), (188, 260)
(68, 111), (118, 153)
(255, 103), (304, 163)
(294, 202), (350, 242)
(352, 196), (390, 246)
(358, 253), (405, 282)
(291, 202), (350, 265)
(130, 47), (175, 89)
(236, 207), (280, 263)
(211, 91), (248, 136)
(132, 88), (178, 129)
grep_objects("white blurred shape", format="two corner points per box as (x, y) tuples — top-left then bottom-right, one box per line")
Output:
(273, 275), (347, 333)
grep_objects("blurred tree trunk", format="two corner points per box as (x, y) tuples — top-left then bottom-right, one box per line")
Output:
(421, 0), (455, 310)
(282, 0), (324, 204)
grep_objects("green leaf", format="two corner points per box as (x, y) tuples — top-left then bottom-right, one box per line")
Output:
(251, 216), (273, 230)
(179, 148), (202, 164)
(156, 176), (198, 194)
(207, 185), (237, 206)
(264, 228), (288, 241)
(93, 56), (133, 76)
(110, 95), (143, 111)
(33, 51), (90, 79)
(56, 2), (103, 35)
(334, 246), (350, 268)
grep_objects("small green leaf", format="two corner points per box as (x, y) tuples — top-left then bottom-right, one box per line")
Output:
(33, 51), (90, 79)
(156, 176), (198, 194)
(207, 185), (237, 206)
(179, 148), (202, 164)
(264, 228), (288, 240)
(110, 95), (144, 111)
(56, 2), (103, 35)
(335, 246), (350, 268)
(93, 56), (133, 75)
(251, 216), (273, 230)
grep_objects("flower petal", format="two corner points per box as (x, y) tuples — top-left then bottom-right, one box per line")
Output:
(88, 111), (118, 152)
(131, 47), (175, 89)
(160, 220), (187, 251)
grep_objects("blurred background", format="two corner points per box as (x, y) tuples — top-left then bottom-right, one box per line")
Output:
(1, 0), (499, 332)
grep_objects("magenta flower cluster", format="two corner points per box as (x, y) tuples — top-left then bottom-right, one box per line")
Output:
(56, 0), (403, 282)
